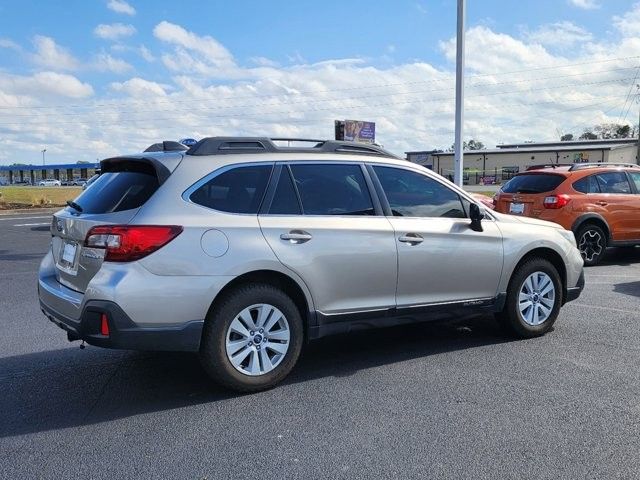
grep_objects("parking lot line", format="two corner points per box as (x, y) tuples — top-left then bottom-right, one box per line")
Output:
(12, 222), (51, 227)
(570, 303), (639, 315)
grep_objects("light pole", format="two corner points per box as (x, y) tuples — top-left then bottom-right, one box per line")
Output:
(453, 0), (466, 187)
(41, 148), (47, 166)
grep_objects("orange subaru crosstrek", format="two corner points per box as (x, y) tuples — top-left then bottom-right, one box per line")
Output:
(494, 163), (640, 266)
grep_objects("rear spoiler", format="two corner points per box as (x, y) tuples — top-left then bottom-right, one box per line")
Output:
(100, 152), (184, 184)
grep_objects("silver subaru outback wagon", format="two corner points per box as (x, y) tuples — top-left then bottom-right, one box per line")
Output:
(39, 137), (584, 392)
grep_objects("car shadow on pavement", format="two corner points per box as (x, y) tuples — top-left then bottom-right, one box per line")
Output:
(613, 281), (640, 298)
(0, 315), (510, 438)
(595, 247), (640, 267)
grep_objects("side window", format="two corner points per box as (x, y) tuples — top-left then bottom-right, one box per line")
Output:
(595, 172), (631, 194)
(572, 175), (600, 194)
(269, 167), (301, 215)
(190, 165), (272, 214)
(373, 166), (466, 218)
(289, 164), (374, 216)
(629, 172), (640, 192)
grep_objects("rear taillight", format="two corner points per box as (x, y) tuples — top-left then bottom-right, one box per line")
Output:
(85, 225), (183, 262)
(543, 194), (571, 209)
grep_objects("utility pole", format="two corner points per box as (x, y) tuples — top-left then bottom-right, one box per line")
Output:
(453, 0), (466, 186)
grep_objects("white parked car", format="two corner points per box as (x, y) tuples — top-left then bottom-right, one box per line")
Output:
(39, 179), (61, 187)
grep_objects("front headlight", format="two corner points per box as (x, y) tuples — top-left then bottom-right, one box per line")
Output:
(558, 228), (576, 246)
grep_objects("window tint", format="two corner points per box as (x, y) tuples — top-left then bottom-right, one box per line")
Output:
(289, 164), (374, 216)
(373, 166), (466, 218)
(72, 167), (159, 214)
(628, 172), (640, 192)
(572, 175), (600, 194)
(501, 174), (565, 194)
(190, 165), (272, 213)
(269, 167), (301, 215)
(595, 172), (631, 194)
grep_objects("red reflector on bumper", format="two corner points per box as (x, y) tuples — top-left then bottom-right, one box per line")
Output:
(100, 313), (110, 336)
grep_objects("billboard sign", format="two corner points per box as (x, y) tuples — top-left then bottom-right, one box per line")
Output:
(335, 120), (376, 144)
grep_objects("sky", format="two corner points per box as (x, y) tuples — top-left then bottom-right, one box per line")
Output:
(0, 0), (639, 165)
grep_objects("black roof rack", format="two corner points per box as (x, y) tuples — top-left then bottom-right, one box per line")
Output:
(185, 137), (399, 159)
(568, 162), (640, 171)
(144, 141), (189, 153)
(526, 163), (573, 171)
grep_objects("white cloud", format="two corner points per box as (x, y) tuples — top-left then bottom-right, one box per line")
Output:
(569, 0), (600, 10)
(613, 2), (640, 36)
(523, 21), (593, 49)
(153, 21), (236, 75)
(111, 77), (169, 97)
(31, 36), (79, 71)
(94, 23), (136, 40)
(0, 72), (93, 98)
(93, 53), (133, 73)
(0, 38), (21, 50)
(3, 15), (640, 163)
(568, 0), (600, 10)
(107, 0), (135, 16)
(139, 45), (155, 62)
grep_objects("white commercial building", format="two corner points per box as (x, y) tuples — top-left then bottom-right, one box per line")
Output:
(406, 138), (639, 185)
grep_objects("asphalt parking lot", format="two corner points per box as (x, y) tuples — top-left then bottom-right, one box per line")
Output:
(1, 210), (639, 479)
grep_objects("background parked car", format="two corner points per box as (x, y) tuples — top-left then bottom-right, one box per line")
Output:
(82, 173), (99, 190)
(38, 179), (61, 187)
(494, 163), (640, 265)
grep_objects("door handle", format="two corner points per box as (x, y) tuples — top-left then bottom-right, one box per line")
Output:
(280, 230), (312, 244)
(596, 201), (608, 206)
(398, 233), (424, 245)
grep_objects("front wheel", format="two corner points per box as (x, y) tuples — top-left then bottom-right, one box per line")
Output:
(576, 224), (607, 266)
(199, 283), (303, 392)
(496, 258), (562, 338)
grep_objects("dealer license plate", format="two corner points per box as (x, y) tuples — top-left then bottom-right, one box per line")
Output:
(509, 202), (525, 215)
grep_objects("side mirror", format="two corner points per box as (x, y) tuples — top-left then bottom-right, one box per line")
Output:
(469, 203), (484, 232)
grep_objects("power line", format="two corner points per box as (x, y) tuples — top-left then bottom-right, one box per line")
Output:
(0, 76), (632, 127)
(2, 65), (636, 120)
(0, 55), (639, 112)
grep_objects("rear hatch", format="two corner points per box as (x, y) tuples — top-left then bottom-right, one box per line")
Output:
(51, 154), (178, 293)
(496, 173), (567, 217)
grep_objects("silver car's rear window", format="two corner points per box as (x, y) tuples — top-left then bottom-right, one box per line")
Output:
(71, 170), (159, 214)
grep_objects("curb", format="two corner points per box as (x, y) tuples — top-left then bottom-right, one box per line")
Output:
(0, 207), (61, 216)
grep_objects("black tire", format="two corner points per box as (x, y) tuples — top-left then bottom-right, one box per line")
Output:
(576, 223), (607, 266)
(496, 258), (562, 338)
(199, 283), (303, 393)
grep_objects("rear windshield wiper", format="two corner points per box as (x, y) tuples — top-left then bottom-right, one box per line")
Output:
(66, 200), (83, 213)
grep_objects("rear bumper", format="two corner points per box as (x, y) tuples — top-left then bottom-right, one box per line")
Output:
(565, 269), (585, 304)
(40, 296), (203, 352)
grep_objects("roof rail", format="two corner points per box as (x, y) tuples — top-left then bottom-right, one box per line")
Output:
(185, 136), (399, 158)
(568, 162), (640, 171)
(144, 141), (189, 153)
(526, 163), (573, 171)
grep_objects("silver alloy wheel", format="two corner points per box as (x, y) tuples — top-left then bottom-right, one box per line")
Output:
(518, 271), (556, 326)
(225, 303), (291, 376)
(578, 229), (604, 263)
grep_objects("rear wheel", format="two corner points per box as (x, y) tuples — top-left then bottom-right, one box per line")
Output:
(199, 283), (303, 392)
(497, 258), (562, 338)
(576, 224), (607, 266)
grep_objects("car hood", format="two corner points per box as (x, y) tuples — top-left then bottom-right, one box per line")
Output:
(492, 211), (563, 230)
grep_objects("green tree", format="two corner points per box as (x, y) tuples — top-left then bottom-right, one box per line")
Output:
(560, 133), (574, 141)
